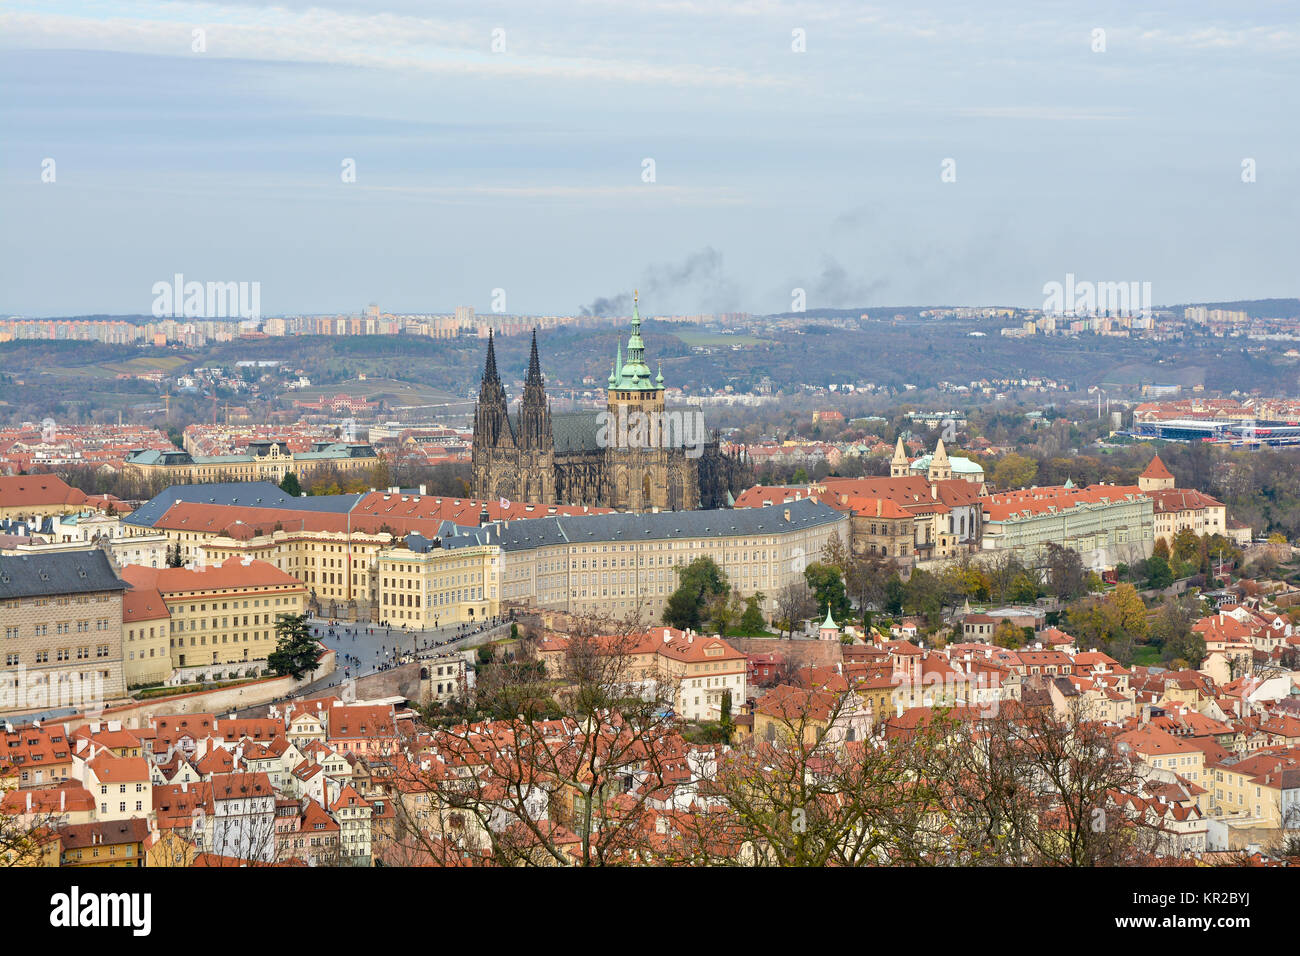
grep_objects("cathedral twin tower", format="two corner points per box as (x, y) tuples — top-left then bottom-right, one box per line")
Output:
(470, 296), (747, 511)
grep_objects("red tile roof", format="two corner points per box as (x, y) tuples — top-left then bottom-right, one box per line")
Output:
(121, 557), (304, 594)
(0, 781), (95, 815)
(982, 484), (1143, 521)
(149, 492), (615, 540)
(86, 753), (150, 784)
(1141, 454), (1173, 480)
(1146, 488), (1224, 513)
(0, 475), (88, 508)
(732, 486), (817, 509)
(122, 584), (169, 623)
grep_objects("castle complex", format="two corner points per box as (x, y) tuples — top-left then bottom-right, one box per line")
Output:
(471, 295), (749, 511)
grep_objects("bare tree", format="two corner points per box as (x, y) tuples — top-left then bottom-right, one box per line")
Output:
(0, 780), (60, 867)
(665, 689), (947, 866)
(774, 580), (817, 639)
(385, 623), (686, 866)
(921, 700), (1162, 865)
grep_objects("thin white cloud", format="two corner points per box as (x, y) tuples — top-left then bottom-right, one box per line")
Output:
(0, 6), (780, 88)
(9, 174), (748, 207)
(1137, 25), (1300, 51)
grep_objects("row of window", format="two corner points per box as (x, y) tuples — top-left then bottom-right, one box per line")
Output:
(6, 645), (111, 664)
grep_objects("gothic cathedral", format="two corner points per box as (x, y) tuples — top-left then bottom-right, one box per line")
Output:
(471, 295), (749, 511)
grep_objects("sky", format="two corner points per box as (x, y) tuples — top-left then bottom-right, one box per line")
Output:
(1, 1), (1297, 318)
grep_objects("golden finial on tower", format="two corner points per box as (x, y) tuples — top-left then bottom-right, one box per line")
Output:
(634, 289), (638, 304)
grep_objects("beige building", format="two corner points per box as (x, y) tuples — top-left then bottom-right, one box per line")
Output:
(1115, 726), (1206, 788)
(120, 557), (307, 682)
(496, 498), (847, 622)
(125, 489), (843, 627)
(376, 540), (499, 626)
(1138, 454), (1228, 549)
(123, 440), (380, 484)
(536, 626), (747, 722)
(191, 526), (499, 626)
(0, 550), (128, 717)
(73, 751), (153, 822)
(199, 527), (390, 614)
(121, 580), (173, 687)
(980, 484), (1154, 571)
(420, 653), (469, 704)
(792, 440), (987, 571)
(1209, 752), (1300, 833)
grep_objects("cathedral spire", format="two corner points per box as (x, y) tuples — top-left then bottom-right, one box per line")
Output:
(473, 328), (512, 453)
(610, 291), (654, 391)
(523, 328), (547, 405)
(526, 328), (543, 388)
(481, 329), (500, 391)
(519, 327), (552, 452)
(627, 293), (645, 365)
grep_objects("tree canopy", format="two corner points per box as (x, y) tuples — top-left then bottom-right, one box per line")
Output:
(663, 557), (730, 631)
(267, 613), (321, 680)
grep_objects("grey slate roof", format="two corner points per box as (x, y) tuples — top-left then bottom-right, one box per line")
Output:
(543, 407), (713, 455)
(124, 482), (294, 527)
(390, 501), (840, 554)
(550, 411), (603, 454)
(404, 522), (498, 552)
(0, 550), (127, 599)
(488, 497), (843, 552)
(285, 494), (367, 513)
(125, 483), (366, 527)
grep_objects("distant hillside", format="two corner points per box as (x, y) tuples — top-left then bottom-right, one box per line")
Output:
(766, 299), (1300, 321)
(1166, 298), (1300, 319)
(763, 306), (935, 320)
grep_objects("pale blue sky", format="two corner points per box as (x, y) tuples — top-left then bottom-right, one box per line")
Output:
(1, 1), (1296, 317)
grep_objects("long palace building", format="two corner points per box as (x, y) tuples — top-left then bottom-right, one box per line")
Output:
(120, 481), (843, 626)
